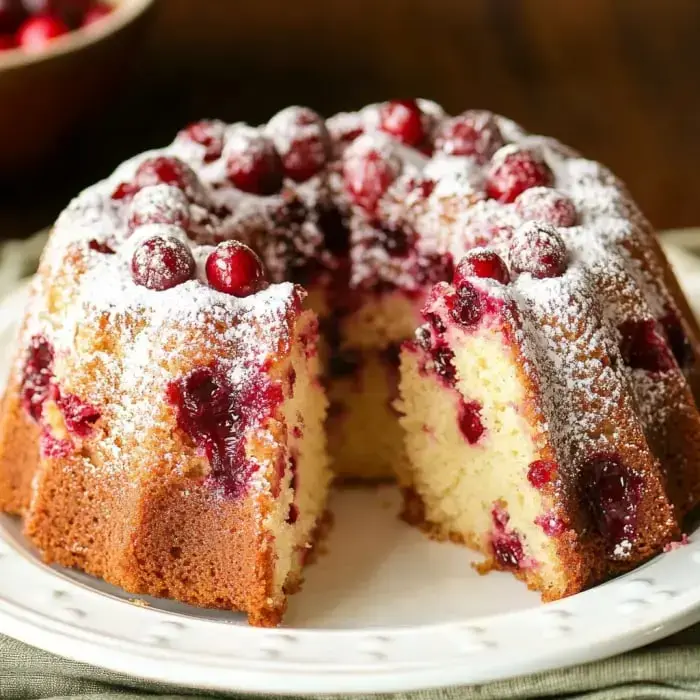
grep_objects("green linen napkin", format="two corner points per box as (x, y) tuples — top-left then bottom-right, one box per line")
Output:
(3, 233), (700, 700)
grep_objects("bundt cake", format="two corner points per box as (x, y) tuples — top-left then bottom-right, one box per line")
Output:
(1, 99), (699, 623)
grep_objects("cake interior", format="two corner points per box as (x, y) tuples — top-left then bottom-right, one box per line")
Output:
(265, 310), (331, 599)
(398, 321), (569, 599)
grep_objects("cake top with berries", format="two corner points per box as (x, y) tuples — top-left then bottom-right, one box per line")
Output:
(32, 100), (681, 432)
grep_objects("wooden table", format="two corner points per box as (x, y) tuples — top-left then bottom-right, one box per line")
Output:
(3, 0), (700, 238)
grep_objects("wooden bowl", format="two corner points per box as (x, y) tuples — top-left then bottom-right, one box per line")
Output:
(0, 0), (155, 173)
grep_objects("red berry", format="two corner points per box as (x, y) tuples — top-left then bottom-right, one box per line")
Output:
(16, 13), (68, 51)
(458, 399), (485, 444)
(225, 129), (283, 195)
(267, 106), (330, 182)
(454, 250), (510, 286)
(535, 513), (566, 537)
(486, 148), (553, 203)
(88, 239), (115, 254)
(515, 187), (577, 227)
(179, 120), (225, 163)
(406, 176), (436, 200)
(618, 319), (675, 373)
(343, 140), (400, 212)
(131, 236), (195, 291)
(508, 222), (568, 279)
(205, 240), (266, 297)
(492, 532), (524, 569)
(584, 453), (642, 550)
(111, 181), (138, 200)
(127, 185), (190, 233)
(660, 311), (692, 369)
(434, 110), (504, 162)
(21, 335), (54, 422)
(56, 393), (100, 437)
(134, 156), (199, 196)
(0, 33), (15, 49)
(379, 99), (425, 147)
(527, 460), (557, 488)
(82, 1), (112, 25)
(450, 282), (483, 327)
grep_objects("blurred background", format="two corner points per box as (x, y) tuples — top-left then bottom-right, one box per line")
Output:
(2, 0), (700, 239)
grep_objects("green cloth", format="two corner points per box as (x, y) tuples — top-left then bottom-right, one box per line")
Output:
(3, 233), (700, 700)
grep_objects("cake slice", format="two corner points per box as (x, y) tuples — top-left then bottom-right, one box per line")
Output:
(0, 182), (330, 626)
(397, 228), (681, 600)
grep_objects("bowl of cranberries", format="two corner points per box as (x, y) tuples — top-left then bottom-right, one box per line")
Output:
(0, 0), (154, 171)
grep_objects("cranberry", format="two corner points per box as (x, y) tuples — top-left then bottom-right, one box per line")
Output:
(379, 99), (425, 147)
(660, 311), (693, 369)
(415, 325), (431, 351)
(0, 34), (15, 49)
(492, 503), (510, 529)
(111, 182), (137, 201)
(434, 110), (504, 162)
(128, 185), (190, 232)
(287, 503), (300, 524)
(267, 106), (331, 182)
(179, 120), (224, 163)
(225, 131), (283, 195)
(40, 432), (72, 459)
(584, 453), (642, 551)
(458, 399), (485, 444)
(56, 393), (100, 437)
(493, 532), (524, 569)
(527, 459), (557, 488)
(535, 513), (566, 537)
(20, 335), (54, 422)
(618, 319), (675, 373)
(166, 364), (284, 497)
(205, 240), (266, 297)
(82, 1), (111, 25)
(508, 222), (568, 279)
(454, 250), (510, 286)
(134, 156), (198, 196)
(427, 312), (446, 335)
(131, 236), (195, 291)
(16, 13), (68, 51)
(515, 187), (577, 227)
(450, 283), (483, 326)
(486, 148), (553, 203)
(0, 0), (24, 34)
(343, 140), (400, 212)
(88, 239), (115, 254)
(407, 176), (436, 200)
(432, 346), (456, 384)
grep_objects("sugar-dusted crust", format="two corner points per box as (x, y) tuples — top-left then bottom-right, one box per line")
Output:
(0, 375), (40, 515)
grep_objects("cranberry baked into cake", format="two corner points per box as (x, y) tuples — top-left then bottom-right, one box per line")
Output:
(1, 99), (699, 622)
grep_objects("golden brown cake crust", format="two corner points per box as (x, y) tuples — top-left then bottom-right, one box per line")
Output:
(0, 376), (39, 515)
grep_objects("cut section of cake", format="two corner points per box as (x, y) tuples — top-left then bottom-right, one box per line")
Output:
(397, 221), (697, 599)
(0, 182), (330, 626)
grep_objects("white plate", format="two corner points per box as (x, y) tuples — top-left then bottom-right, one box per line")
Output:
(2, 240), (700, 694)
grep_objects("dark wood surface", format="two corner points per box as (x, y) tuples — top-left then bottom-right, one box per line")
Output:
(3, 0), (700, 238)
